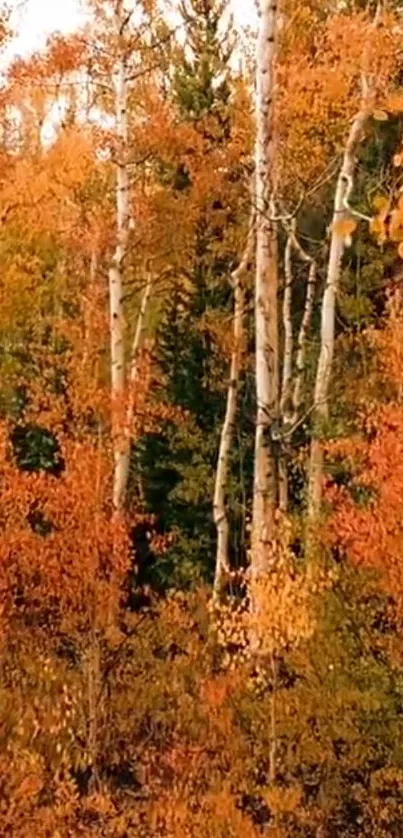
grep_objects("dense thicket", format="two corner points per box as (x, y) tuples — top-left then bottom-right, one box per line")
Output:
(2, 0), (403, 835)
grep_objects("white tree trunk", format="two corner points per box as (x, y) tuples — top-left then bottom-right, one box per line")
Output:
(107, 4), (156, 515)
(278, 225), (317, 512)
(251, 0), (279, 584)
(308, 3), (382, 520)
(293, 255), (316, 416)
(307, 109), (371, 519)
(213, 221), (254, 601)
(280, 230), (294, 418)
(118, 271), (153, 507)
(110, 40), (130, 514)
(278, 231), (293, 513)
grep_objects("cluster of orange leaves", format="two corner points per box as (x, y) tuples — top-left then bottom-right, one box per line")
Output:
(325, 298), (403, 627)
(277, 4), (402, 194)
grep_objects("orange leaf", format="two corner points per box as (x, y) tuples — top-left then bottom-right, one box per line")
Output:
(389, 210), (403, 243)
(332, 217), (358, 236)
(369, 216), (386, 242)
(398, 242), (403, 259)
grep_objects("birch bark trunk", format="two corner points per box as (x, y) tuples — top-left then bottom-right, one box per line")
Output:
(307, 115), (372, 520)
(108, 4), (155, 515)
(213, 221), (254, 601)
(251, 0), (279, 584)
(293, 256), (316, 417)
(278, 226), (317, 512)
(118, 271), (153, 506)
(109, 14), (130, 514)
(278, 231), (293, 513)
(281, 230), (294, 417)
(307, 3), (382, 521)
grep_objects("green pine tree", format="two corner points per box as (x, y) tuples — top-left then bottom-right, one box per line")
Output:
(135, 0), (254, 589)
(173, 0), (233, 127)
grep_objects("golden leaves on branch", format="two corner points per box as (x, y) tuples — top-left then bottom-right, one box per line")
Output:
(369, 195), (391, 245)
(276, 6), (401, 192)
(372, 195), (390, 213)
(248, 560), (332, 660)
(370, 194), (403, 250)
(213, 518), (336, 665)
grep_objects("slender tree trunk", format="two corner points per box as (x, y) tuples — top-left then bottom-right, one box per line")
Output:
(278, 231), (293, 512)
(278, 225), (317, 512)
(109, 35), (130, 514)
(307, 117), (371, 519)
(82, 245), (99, 370)
(293, 256), (316, 416)
(109, 2), (156, 515)
(118, 271), (153, 507)
(278, 454), (288, 515)
(307, 3), (381, 521)
(251, 0), (279, 584)
(213, 221), (254, 601)
(280, 230), (294, 419)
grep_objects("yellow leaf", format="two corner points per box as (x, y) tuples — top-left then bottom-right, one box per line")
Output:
(394, 153), (403, 167)
(373, 109), (389, 121)
(372, 194), (389, 213)
(398, 242), (403, 259)
(369, 216), (386, 243)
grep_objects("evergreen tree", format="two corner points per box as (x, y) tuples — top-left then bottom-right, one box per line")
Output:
(173, 0), (233, 128)
(137, 0), (254, 588)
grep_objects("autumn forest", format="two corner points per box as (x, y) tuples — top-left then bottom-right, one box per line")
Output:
(4, 0), (403, 834)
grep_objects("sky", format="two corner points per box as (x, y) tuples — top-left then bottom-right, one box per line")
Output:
(7, 0), (256, 62)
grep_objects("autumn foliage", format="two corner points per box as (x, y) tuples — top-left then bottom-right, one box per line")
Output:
(3, 0), (403, 836)
(326, 297), (403, 627)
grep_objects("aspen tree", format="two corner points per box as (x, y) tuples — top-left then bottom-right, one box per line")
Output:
(213, 218), (254, 600)
(109, 0), (131, 514)
(251, 0), (279, 583)
(97, 0), (158, 514)
(278, 222), (317, 512)
(307, 2), (382, 521)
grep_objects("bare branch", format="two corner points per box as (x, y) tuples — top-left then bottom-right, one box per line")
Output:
(341, 172), (372, 222)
